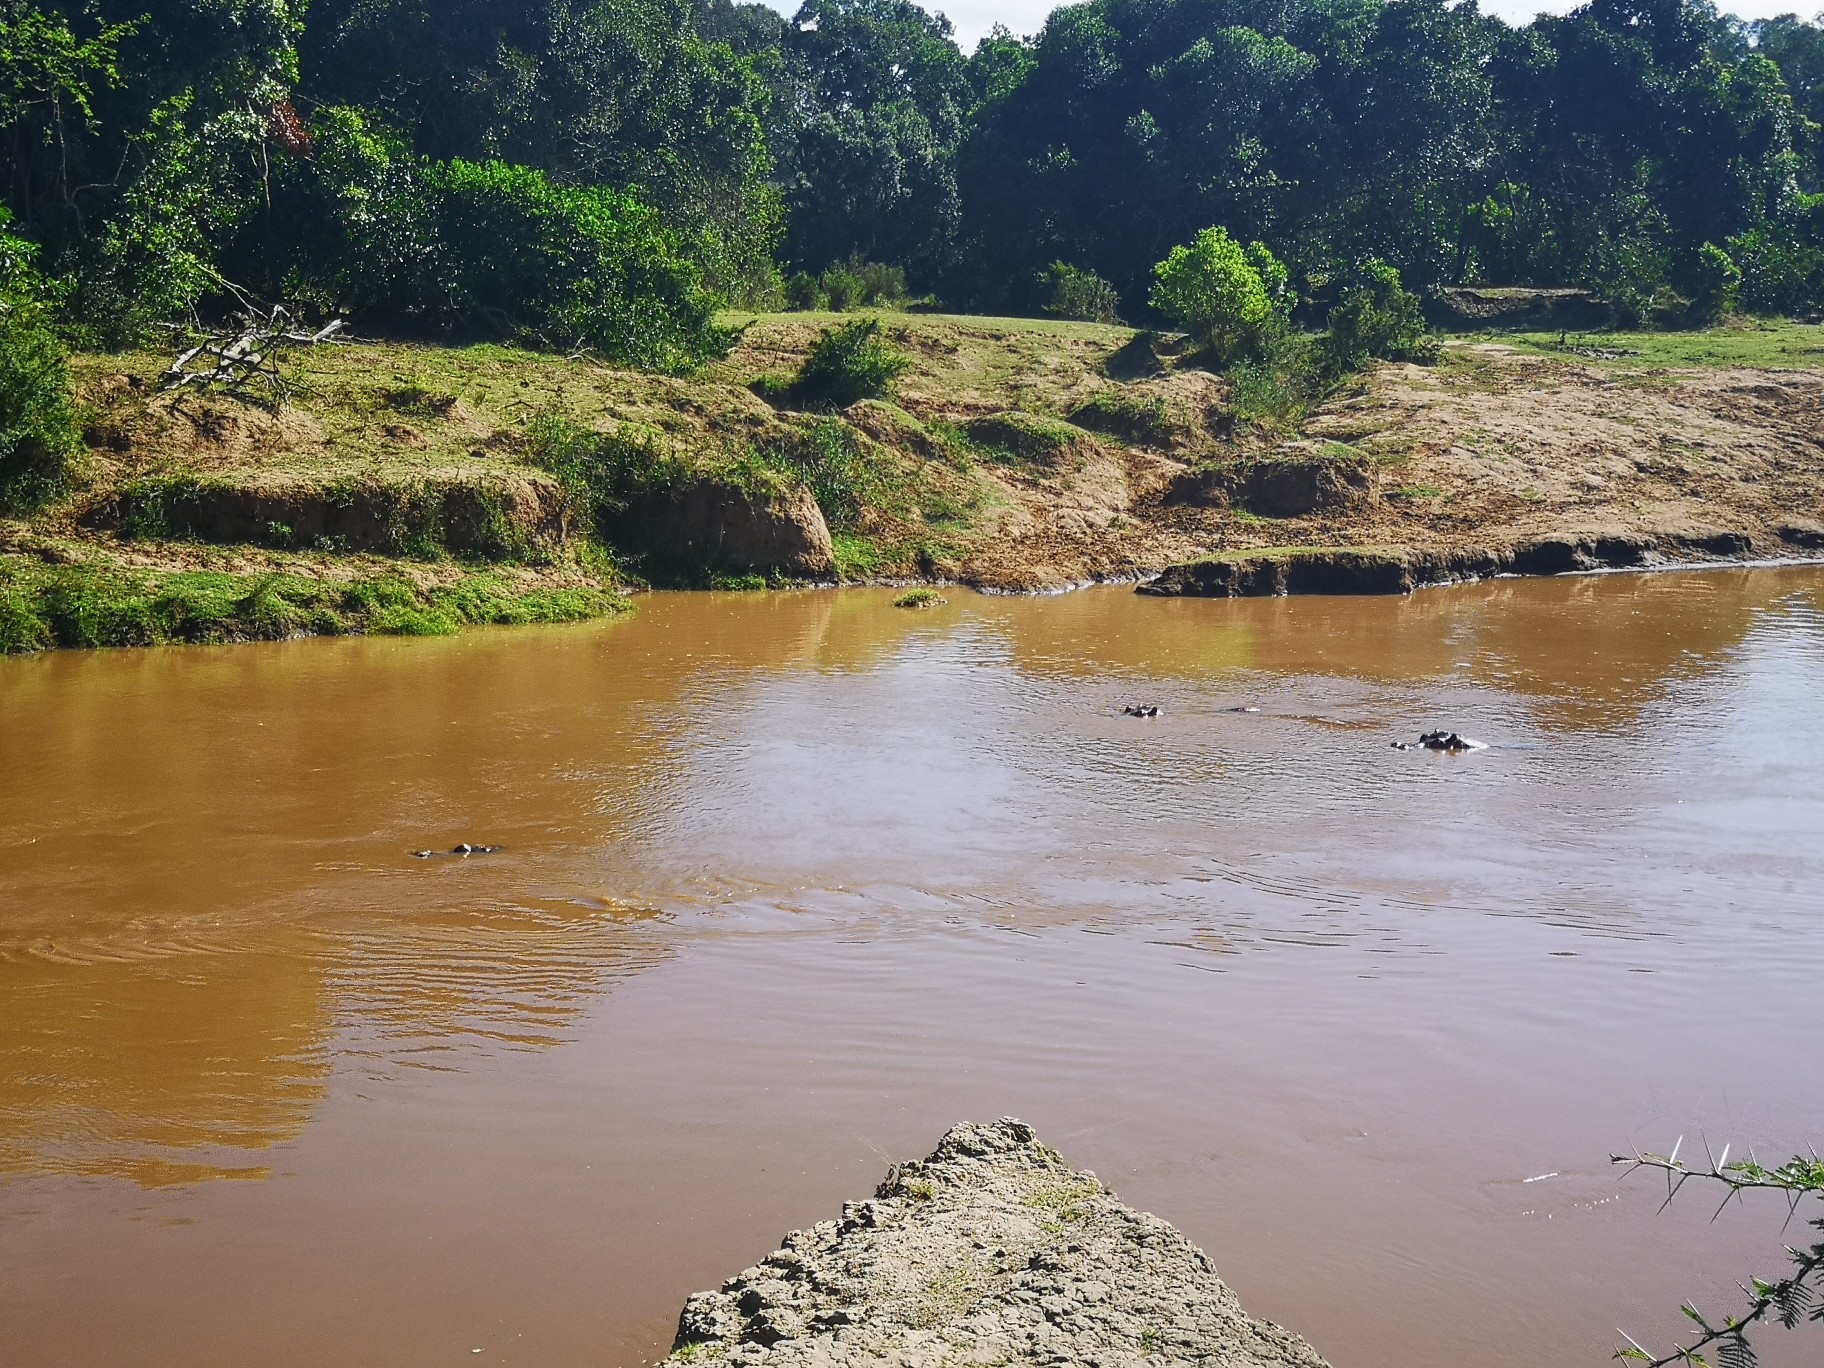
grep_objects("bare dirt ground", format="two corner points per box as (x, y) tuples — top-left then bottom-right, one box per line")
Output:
(932, 343), (1824, 591)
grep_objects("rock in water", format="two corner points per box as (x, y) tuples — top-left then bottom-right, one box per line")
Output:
(663, 1118), (1331, 1368)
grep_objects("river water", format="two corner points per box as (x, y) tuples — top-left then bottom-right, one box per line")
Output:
(3, 569), (1822, 1368)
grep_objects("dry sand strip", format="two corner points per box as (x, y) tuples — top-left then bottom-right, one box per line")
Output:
(662, 1119), (1330, 1368)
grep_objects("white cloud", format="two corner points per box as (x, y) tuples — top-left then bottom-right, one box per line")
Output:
(758, 0), (1822, 55)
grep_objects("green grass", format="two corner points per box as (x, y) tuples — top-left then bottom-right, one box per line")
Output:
(961, 411), (1088, 468)
(1499, 319), (1824, 371)
(892, 587), (946, 608)
(1068, 388), (1176, 445)
(0, 557), (628, 654)
(830, 532), (884, 580)
(111, 469), (545, 562)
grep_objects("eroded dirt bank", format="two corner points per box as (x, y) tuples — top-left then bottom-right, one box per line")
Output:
(6, 317), (1824, 651)
(663, 1119), (1330, 1368)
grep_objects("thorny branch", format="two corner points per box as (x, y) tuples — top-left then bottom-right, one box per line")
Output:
(1611, 1139), (1824, 1368)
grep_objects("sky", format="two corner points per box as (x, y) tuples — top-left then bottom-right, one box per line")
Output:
(760, 0), (1821, 53)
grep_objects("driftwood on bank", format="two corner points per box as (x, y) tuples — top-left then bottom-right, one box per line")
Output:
(159, 306), (347, 397)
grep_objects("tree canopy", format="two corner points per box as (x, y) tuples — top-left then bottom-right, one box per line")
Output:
(3, 0), (1824, 353)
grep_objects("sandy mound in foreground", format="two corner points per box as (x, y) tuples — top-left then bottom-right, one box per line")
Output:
(664, 1119), (1330, 1368)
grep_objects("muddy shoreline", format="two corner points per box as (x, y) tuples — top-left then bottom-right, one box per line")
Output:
(1135, 528), (1824, 598)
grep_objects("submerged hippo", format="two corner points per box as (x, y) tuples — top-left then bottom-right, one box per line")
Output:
(410, 843), (503, 858)
(1392, 731), (1484, 752)
(1122, 704), (1160, 717)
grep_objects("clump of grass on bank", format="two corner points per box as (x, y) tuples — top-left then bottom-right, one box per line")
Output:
(0, 557), (627, 654)
(762, 317), (911, 409)
(961, 411), (1089, 468)
(1067, 388), (1175, 444)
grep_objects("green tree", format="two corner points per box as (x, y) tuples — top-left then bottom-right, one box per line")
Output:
(773, 0), (971, 282)
(1149, 227), (1288, 362)
(302, 0), (782, 303)
(0, 206), (80, 510)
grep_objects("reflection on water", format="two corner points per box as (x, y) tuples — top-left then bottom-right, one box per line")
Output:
(0, 937), (329, 1185)
(1, 566), (1821, 1368)
(330, 899), (669, 1058)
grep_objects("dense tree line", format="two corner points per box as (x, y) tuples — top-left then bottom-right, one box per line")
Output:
(3, 0), (1824, 358)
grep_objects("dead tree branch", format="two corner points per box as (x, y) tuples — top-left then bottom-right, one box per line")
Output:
(159, 305), (347, 399)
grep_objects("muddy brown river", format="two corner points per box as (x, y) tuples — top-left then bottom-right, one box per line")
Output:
(3, 569), (1823, 1368)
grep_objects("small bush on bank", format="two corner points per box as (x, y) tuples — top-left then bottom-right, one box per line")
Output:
(762, 418), (890, 529)
(1040, 262), (1122, 323)
(784, 272), (824, 310)
(1320, 260), (1438, 371)
(1228, 333), (1330, 436)
(0, 211), (83, 513)
(524, 409), (706, 530)
(788, 318), (912, 408)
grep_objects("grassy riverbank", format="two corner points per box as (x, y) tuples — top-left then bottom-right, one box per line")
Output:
(0, 556), (628, 653)
(3, 312), (1823, 652)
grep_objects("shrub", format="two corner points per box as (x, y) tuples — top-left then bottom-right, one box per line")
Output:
(783, 260), (908, 313)
(1320, 260), (1437, 372)
(789, 317), (911, 407)
(274, 146), (732, 371)
(784, 271), (825, 310)
(1149, 228), (1290, 363)
(1682, 241), (1743, 324)
(1229, 332), (1329, 436)
(0, 212), (82, 512)
(762, 418), (889, 529)
(821, 267), (863, 312)
(1040, 262), (1121, 323)
(524, 409), (695, 528)
(847, 260), (908, 308)
(1727, 228), (1824, 315)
